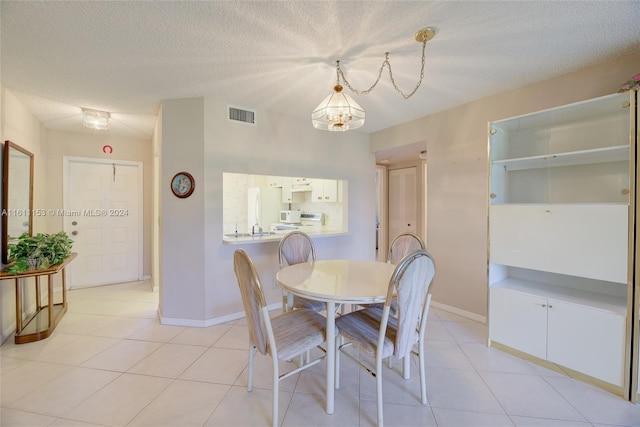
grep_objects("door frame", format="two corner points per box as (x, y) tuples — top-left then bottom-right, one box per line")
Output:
(376, 165), (388, 262)
(62, 156), (144, 287)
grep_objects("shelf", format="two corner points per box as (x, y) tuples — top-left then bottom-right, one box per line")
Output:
(15, 303), (66, 344)
(491, 277), (626, 316)
(492, 145), (629, 171)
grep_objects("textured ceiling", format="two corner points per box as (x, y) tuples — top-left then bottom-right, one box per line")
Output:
(2, 1), (639, 153)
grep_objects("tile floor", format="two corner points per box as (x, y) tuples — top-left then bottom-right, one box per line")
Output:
(2, 280), (640, 427)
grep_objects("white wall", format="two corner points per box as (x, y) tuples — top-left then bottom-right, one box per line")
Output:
(371, 52), (640, 319)
(0, 87), (47, 342)
(160, 97), (373, 325)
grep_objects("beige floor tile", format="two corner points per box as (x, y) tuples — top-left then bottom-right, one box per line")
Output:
(359, 398), (437, 427)
(204, 385), (292, 427)
(128, 379), (229, 426)
(88, 316), (156, 339)
(479, 371), (586, 421)
(9, 367), (120, 416)
(425, 366), (504, 414)
(179, 347), (248, 385)
(169, 323), (233, 347)
(211, 324), (249, 350)
(282, 392), (360, 427)
(0, 332), (81, 361)
(432, 407), (515, 427)
(0, 360), (73, 406)
(0, 407), (57, 426)
(126, 323), (185, 342)
(63, 373), (172, 426)
(29, 335), (121, 366)
(1, 356), (28, 375)
(80, 339), (163, 372)
(54, 312), (119, 335)
(127, 343), (207, 378)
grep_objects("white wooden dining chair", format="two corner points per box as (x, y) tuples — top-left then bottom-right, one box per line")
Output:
(335, 250), (436, 427)
(233, 248), (328, 427)
(278, 230), (325, 313)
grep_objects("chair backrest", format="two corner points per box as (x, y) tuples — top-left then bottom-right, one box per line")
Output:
(385, 249), (436, 359)
(233, 248), (270, 355)
(278, 230), (316, 268)
(387, 232), (426, 264)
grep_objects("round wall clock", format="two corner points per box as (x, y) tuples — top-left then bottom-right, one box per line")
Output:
(171, 172), (195, 198)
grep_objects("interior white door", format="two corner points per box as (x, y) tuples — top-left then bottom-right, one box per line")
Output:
(388, 167), (417, 241)
(65, 159), (141, 288)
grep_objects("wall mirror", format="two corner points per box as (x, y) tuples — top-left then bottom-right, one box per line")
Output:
(2, 140), (34, 264)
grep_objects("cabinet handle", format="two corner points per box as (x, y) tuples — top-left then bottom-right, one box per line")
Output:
(548, 305), (553, 309)
(541, 304), (546, 307)
(621, 189), (630, 195)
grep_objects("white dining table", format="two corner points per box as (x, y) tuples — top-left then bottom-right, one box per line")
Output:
(275, 259), (396, 415)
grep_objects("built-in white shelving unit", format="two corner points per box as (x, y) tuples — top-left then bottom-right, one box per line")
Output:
(487, 91), (638, 396)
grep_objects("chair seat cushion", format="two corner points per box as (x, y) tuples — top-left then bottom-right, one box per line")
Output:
(271, 309), (327, 361)
(293, 296), (326, 312)
(336, 307), (408, 359)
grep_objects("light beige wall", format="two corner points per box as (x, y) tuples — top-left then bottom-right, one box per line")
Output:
(371, 52), (640, 319)
(45, 129), (153, 277)
(0, 87), (47, 342)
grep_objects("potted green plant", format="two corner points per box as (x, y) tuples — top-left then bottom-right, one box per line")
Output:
(7, 231), (73, 274)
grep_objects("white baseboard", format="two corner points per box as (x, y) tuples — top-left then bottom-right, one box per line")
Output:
(431, 300), (486, 324)
(159, 302), (281, 327)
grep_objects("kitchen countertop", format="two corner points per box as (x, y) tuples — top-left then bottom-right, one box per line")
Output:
(222, 228), (347, 244)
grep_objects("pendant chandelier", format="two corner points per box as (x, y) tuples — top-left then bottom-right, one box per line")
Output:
(311, 27), (436, 132)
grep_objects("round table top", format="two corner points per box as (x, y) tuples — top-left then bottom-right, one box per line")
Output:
(276, 259), (396, 304)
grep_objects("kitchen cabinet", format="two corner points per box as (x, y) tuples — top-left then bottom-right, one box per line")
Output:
(267, 176), (284, 188)
(280, 177), (304, 203)
(487, 91), (637, 395)
(311, 179), (338, 202)
(490, 286), (626, 386)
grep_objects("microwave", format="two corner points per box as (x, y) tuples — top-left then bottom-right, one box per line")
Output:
(280, 210), (301, 224)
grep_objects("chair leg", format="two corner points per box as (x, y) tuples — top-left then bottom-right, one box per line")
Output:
(419, 344), (427, 405)
(403, 354), (411, 380)
(335, 335), (340, 390)
(272, 356), (279, 427)
(248, 344), (255, 392)
(376, 355), (384, 427)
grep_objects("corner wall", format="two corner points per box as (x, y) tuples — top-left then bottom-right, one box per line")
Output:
(160, 97), (373, 325)
(371, 52), (640, 319)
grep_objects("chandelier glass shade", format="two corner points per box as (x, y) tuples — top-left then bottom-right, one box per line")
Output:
(311, 84), (365, 131)
(311, 27), (435, 132)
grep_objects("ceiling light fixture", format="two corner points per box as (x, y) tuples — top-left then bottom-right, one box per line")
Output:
(82, 108), (110, 131)
(311, 27), (436, 132)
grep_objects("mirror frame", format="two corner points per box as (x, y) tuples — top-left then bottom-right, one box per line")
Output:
(2, 140), (34, 264)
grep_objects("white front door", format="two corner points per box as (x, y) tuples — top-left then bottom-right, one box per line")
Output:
(64, 157), (142, 288)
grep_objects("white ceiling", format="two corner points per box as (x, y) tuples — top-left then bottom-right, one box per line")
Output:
(1, 1), (639, 161)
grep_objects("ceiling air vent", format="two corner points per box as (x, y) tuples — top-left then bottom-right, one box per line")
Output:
(227, 106), (256, 126)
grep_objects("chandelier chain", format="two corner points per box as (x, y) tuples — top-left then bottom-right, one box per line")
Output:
(336, 39), (427, 99)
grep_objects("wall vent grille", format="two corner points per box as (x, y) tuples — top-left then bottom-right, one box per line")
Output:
(228, 106), (256, 126)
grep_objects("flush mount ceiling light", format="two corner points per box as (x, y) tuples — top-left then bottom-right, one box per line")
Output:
(311, 27), (436, 132)
(82, 108), (110, 131)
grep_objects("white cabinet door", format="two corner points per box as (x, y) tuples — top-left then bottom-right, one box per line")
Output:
(547, 300), (626, 386)
(490, 204), (628, 283)
(388, 167), (417, 239)
(311, 179), (337, 202)
(490, 288), (547, 359)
